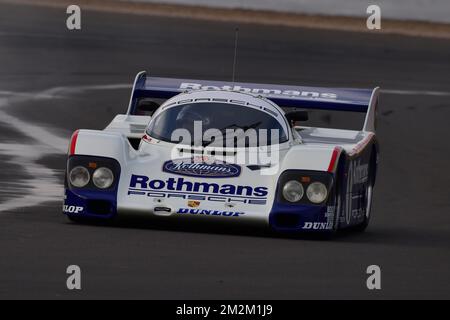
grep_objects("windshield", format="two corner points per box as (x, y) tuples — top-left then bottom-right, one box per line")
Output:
(146, 103), (288, 147)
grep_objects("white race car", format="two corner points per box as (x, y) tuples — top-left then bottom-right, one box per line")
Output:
(64, 71), (379, 234)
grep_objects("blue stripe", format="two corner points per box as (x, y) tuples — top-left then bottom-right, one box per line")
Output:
(128, 187), (267, 200)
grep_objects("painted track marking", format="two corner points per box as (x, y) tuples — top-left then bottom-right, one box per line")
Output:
(0, 84), (130, 213)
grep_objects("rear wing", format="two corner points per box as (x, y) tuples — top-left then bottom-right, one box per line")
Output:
(127, 71), (379, 132)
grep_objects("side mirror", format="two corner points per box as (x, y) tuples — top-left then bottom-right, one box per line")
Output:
(136, 99), (160, 116)
(285, 110), (308, 124)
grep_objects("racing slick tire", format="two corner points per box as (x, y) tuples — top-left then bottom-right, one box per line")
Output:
(353, 154), (376, 232)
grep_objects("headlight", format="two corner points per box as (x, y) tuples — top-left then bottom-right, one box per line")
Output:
(282, 180), (304, 202)
(69, 166), (90, 188)
(92, 167), (114, 189)
(306, 182), (328, 204)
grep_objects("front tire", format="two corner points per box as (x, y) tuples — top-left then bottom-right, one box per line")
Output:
(354, 161), (375, 232)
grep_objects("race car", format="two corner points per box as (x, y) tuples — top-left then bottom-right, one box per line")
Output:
(64, 71), (379, 234)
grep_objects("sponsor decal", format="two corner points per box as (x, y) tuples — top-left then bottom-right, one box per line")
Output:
(345, 159), (369, 225)
(128, 190), (267, 205)
(302, 222), (333, 230)
(63, 205), (84, 214)
(163, 158), (241, 178)
(352, 207), (365, 221)
(325, 205), (335, 228)
(177, 208), (245, 217)
(129, 175), (268, 197)
(188, 200), (200, 208)
(352, 160), (369, 185)
(128, 175), (268, 205)
(180, 83), (338, 100)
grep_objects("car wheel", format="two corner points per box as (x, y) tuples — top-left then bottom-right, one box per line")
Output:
(354, 164), (374, 232)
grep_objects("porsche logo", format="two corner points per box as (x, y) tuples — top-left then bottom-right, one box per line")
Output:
(188, 200), (201, 208)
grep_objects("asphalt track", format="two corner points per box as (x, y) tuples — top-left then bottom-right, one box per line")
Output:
(0, 2), (450, 299)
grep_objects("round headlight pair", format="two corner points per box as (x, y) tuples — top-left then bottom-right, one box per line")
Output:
(69, 166), (114, 189)
(282, 180), (328, 204)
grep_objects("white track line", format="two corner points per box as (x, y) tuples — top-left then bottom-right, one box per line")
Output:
(0, 142), (63, 212)
(0, 84), (130, 213)
(381, 89), (450, 96)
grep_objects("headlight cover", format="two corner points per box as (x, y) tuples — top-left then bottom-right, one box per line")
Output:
(282, 180), (304, 202)
(306, 182), (328, 204)
(69, 166), (90, 188)
(92, 167), (114, 189)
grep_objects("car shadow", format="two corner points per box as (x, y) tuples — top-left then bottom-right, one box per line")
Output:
(66, 214), (362, 242)
(65, 214), (450, 249)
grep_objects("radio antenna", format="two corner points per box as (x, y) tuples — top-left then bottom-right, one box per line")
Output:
(232, 27), (239, 84)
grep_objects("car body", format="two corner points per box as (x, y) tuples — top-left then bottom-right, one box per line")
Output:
(64, 71), (379, 234)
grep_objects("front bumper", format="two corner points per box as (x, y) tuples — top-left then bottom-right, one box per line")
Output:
(63, 188), (117, 219)
(269, 203), (336, 233)
(64, 187), (336, 233)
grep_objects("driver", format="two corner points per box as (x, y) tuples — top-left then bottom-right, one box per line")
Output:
(175, 105), (212, 130)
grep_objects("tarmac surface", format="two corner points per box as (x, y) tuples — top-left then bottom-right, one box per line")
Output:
(0, 2), (449, 299)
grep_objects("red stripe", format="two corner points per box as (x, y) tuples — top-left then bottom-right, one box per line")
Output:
(69, 130), (79, 155)
(327, 147), (340, 172)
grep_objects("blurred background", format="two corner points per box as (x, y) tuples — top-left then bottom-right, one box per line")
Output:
(126, 0), (450, 23)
